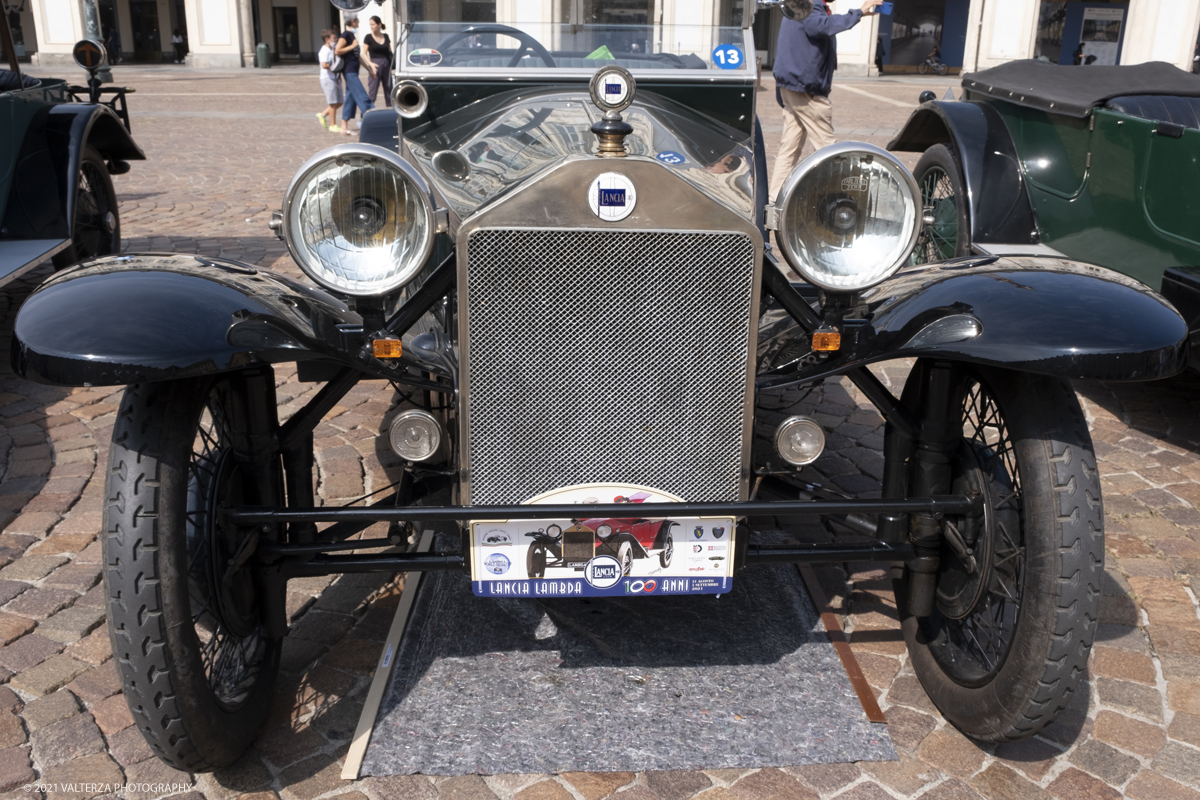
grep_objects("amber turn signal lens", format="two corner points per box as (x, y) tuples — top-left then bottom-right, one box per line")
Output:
(372, 338), (403, 358)
(812, 331), (841, 351)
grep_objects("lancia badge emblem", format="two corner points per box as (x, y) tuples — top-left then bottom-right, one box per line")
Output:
(589, 65), (636, 157)
(588, 173), (636, 222)
(589, 65), (635, 114)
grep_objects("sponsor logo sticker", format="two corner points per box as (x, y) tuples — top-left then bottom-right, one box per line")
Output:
(625, 580), (657, 594)
(712, 526), (726, 540)
(694, 525), (704, 540)
(656, 150), (685, 165)
(481, 529), (512, 546)
(407, 48), (443, 66)
(483, 552), (511, 575)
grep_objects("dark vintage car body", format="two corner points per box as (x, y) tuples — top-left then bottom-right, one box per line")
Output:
(6, 2), (1199, 771)
(0, 17), (144, 286)
(889, 60), (1200, 351)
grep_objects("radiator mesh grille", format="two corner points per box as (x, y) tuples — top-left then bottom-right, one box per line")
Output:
(464, 228), (756, 505)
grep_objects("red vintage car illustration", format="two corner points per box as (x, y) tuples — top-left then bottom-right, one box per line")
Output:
(525, 491), (675, 578)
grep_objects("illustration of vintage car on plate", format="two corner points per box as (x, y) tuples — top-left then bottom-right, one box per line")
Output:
(522, 491), (675, 578)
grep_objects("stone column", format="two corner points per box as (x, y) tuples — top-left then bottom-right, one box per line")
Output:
(1122, 0), (1200, 71)
(238, 0), (255, 66)
(962, 0), (1037, 72)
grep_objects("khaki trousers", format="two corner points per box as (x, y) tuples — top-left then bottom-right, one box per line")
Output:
(771, 88), (835, 199)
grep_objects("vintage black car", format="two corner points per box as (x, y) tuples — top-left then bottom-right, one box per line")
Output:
(0, 20), (143, 286)
(7, 0), (1191, 772)
(893, 60), (1200, 353)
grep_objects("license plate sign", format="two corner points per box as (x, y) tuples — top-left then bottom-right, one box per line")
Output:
(470, 516), (734, 598)
(469, 484), (735, 598)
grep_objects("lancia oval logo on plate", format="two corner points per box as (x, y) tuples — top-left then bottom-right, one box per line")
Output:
(583, 555), (623, 589)
(588, 173), (637, 222)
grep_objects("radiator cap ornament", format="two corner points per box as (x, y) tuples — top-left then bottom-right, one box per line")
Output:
(588, 172), (637, 222)
(589, 66), (635, 157)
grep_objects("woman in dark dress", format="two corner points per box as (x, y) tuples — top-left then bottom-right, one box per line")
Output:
(364, 16), (393, 107)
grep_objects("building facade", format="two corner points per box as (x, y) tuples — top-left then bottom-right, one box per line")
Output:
(12, 0), (1200, 73)
(18, 0), (394, 67)
(753, 0), (1200, 76)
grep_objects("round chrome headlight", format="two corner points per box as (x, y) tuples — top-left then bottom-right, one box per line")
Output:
(775, 142), (920, 292)
(596, 524), (613, 539)
(282, 144), (434, 296)
(775, 416), (825, 466)
(389, 409), (442, 462)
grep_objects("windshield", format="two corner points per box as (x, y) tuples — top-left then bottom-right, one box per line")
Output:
(400, 0), (752, 73)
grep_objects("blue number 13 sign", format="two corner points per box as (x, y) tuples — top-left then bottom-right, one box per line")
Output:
(712, 44), (743, 69)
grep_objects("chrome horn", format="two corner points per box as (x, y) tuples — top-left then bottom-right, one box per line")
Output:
(393, 80), (429, 119)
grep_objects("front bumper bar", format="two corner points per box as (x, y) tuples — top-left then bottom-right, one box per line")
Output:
(234, 494), (976, 577)
(228, 494), (978, 527)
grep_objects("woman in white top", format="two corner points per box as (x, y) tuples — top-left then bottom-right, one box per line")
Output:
(317, 30), (345, 133)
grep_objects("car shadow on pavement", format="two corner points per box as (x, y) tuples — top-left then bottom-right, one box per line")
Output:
(0, 263), (82, 557)
(1076, 370), (1200, 454)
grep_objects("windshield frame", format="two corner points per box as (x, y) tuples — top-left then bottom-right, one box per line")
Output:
(392, 26), (757, 83)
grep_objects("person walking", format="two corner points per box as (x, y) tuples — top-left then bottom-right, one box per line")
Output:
(336, 15), (374, 135)
(364, 16), (393, 107)
(771, 0), (881, 197)
(106, 27), (121, 64)
(171, 29), (185, 63)
(318, 29), (345, 132)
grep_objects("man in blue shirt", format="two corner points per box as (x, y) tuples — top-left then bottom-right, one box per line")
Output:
(772, 0), (880, 196)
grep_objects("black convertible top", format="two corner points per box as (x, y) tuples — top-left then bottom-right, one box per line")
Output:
(961, 60), (1200, 118)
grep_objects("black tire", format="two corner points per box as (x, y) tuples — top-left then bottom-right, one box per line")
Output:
(104, 377), (281, 771)
(527, 544), (547, 578)
(913, 143), (970, 264)
(893, 363), (1103, 742)
(53, 144), (120, 268)
(658, 530), (674, 568)
(936, 62), (949, 76)
(918, 61), (930, 74)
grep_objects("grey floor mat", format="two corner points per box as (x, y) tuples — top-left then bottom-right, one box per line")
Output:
(360, 557), (895, 776)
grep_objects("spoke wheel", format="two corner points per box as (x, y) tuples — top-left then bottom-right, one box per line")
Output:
(925, 381), (1025, 687)
(54, 145), (120, 268)
(892, 361), (1103, 742)
(104, 375), (281, 771)
(912, 143), (969, 265)
(186, 392), (269, 708)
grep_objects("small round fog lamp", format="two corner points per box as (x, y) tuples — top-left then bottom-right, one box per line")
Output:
(388, 409), (442, 462)
(775, 416), (826, 466)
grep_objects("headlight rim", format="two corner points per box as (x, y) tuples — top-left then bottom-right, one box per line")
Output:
(774, 141), (921, 293)
(282, 143), (436, 298)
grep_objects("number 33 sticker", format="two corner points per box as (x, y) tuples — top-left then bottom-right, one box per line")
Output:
(712, 44), (743, 69)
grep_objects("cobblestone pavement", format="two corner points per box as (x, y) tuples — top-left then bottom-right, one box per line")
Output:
(0, 65), (1198, 800)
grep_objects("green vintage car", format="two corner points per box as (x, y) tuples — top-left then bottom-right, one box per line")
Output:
(890, 61), (1200, 345)
(0, 19), (143, 286)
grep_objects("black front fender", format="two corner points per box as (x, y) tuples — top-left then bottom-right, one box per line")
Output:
(47, 105), (145, 239)
(760, 257), (1189, 387)
(888, 100), (1038, 246)
(11, 254), (363, 386)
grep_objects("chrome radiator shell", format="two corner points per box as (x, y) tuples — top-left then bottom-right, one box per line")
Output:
(456, 157), (763, 505)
